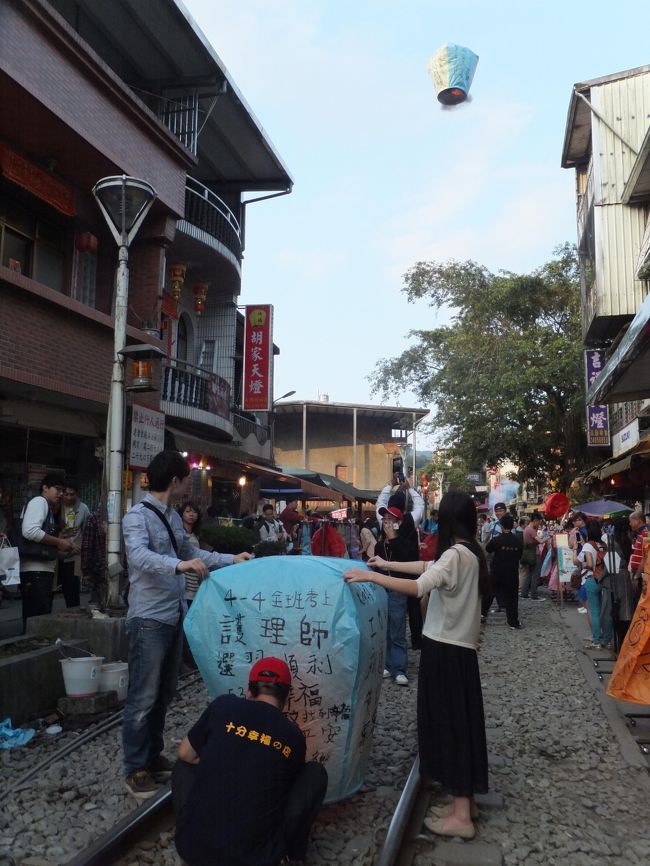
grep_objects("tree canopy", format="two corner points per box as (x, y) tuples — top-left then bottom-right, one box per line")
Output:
(372, 244), (586, 489)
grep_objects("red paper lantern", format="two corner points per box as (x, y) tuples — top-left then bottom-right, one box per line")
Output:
(75, 231), (98, 253)
(193, 281), (209, 316)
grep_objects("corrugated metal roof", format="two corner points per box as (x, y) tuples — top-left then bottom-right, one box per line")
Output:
(561, 64), (650, 168)
(274, 400), (429, 425)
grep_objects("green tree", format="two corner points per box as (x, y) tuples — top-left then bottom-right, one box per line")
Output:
(424, 452), (476, 496)
(372, 244), (586, 489)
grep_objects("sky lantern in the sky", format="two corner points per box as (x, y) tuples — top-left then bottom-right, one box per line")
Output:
(427, 43), (479, 105)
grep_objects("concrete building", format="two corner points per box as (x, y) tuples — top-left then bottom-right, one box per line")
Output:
(0, 0), (293, 522)
(561, 64), (650, 507)
(273, 398), (429, 494)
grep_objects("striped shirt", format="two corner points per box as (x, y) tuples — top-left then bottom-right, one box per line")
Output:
(628, 527), (649, 575)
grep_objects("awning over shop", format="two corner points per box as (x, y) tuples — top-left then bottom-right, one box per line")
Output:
(166, 427), (340, 501)
(587, 291), (650, 404)
(281, 468), (378, 504)
(584, 440), (650, 481)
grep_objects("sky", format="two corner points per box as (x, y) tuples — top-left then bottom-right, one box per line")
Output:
(184, 0), (650, 438)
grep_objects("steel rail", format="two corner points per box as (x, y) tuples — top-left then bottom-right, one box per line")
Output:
(63, 787), (173, 866)
(375, 755), (424, 866)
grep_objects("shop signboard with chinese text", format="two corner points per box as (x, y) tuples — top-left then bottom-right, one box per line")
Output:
(587, 405), (610, 447)
(243, 304), (273, 411)
(612, 418), (640, 458)
(130, 404), (165, 469)
(185, 556), (387, 803)
(585, 349), (606, 389)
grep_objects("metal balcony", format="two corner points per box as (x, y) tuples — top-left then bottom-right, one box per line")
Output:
(161, 359), (233, 434)
(183, 177), (242, 261)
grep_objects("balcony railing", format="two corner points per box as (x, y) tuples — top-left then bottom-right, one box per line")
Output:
(162, 359), (231, 421)
(184, 177), (242, 261)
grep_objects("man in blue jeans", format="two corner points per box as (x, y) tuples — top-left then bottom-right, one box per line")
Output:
(122, 450), (252, 799)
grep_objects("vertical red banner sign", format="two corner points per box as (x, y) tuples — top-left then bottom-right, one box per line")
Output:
(243, 304), (273, 411)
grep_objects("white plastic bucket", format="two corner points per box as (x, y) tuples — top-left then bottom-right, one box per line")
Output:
(59, 656), (104, 697)
(98, 662), (129, 701)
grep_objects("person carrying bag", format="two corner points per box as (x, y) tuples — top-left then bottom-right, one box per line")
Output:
(0, 534), (20, 590)
(15, 474), (74, 633)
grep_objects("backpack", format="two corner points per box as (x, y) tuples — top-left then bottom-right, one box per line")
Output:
(592, 541), (609, 581)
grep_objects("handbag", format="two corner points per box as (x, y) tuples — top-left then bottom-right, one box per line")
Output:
(570, 568), (583, 590)
(0, 536), (20, 586)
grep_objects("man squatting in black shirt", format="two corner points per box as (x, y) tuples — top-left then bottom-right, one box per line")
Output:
(172, 656), (328, 866)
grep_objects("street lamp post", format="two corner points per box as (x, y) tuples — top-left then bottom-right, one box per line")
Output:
(92, 175), (156, 611)
(270, 390), (296, 465)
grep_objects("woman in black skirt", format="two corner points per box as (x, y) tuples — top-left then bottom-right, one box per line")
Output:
(344, 490), (489, 840)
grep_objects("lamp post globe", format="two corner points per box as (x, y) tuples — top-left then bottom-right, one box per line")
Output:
(93, 175), (156, 612)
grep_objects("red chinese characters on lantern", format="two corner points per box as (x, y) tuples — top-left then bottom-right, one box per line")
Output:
(243, 305), (273, 412)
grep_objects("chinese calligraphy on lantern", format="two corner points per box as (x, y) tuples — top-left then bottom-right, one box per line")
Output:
(184, 556), (387, 803)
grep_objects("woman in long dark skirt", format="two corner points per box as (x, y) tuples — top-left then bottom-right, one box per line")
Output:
(345, 491), (489, 839)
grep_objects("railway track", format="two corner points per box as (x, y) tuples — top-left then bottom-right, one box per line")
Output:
(64, 757), (430, 866)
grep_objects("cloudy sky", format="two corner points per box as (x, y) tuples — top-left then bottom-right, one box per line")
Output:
(184, 0), (650, 428)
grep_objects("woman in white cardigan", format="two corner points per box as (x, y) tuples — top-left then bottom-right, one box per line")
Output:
(345, 490), (489, 840)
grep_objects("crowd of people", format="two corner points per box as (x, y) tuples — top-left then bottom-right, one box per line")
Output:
(7, 455), (649, 862)
(477, 501), (649, 650)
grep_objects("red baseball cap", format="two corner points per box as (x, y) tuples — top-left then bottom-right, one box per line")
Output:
(249, 657), (291, 687)
(378, 506), (403, 522)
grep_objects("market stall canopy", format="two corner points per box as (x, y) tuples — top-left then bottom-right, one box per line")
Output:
(167, 427), (340, 501)
(572, 499), (633, 519)
(281, 468), (378, 504)
(581, 440), (650, 482)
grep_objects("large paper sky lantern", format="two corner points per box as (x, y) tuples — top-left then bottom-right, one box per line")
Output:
(185, 556), (387, 803)
(427, 43), (479, 105)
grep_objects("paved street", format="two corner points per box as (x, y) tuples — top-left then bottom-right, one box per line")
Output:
(0, 590), (91, 642)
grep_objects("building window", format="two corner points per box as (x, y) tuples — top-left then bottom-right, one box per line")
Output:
(0, 196), (65, 292)
(199, 339), (215, 371)
(335, 464), (348, 481)
(177, 314), (189, 361)
(72, 248), (97, 307)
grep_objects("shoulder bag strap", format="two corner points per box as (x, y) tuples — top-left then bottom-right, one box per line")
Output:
(141, 501), (180, 556)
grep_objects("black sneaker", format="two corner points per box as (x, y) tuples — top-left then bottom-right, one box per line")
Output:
(509, 623), (523, 630)
(148, 754), (175, 780)
(125, 769), (159, 800)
